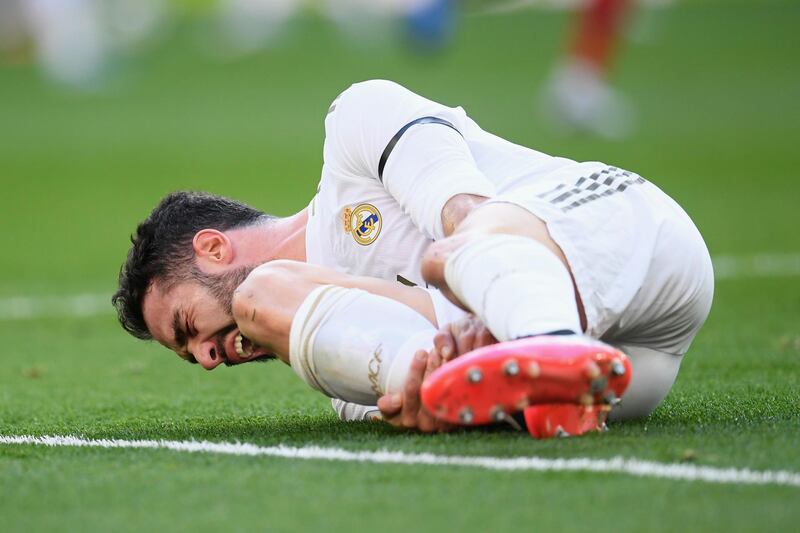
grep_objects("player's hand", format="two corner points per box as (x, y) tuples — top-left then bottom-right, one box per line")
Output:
(434, 314), (497, 361)
(377, 348), (455, 433)
(376, 316), (495, 432)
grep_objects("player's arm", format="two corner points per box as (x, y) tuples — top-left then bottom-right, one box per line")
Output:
(232, 260), (453, 422)
(326, 79), (496, 240)
(231, 260), (437, 363)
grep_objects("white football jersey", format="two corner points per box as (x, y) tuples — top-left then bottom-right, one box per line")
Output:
(306, 80), (713, 421)
(304, 79), (589, 326)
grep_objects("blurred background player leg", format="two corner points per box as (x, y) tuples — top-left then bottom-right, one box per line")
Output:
(324, 0), (402, 46)
(0, 0), (30, 65)
(323, 0), (455, 50)
(20, 0), (167, 90)
(541, 0), (634, 139)
(216, 0), (299, 55)
(22, 0), (109, 90)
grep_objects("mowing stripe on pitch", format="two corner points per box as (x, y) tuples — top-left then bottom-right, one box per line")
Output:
(0, 292), (110, 320)
(1, 435), (799, 488)
(1, 253), (799, 321)
(712, 253), (800, 280)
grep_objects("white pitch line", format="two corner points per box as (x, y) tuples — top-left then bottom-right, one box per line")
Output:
(1, 435), (799, 488)
(0, 253), (798, 321)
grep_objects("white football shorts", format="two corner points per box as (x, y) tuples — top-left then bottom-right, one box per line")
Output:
(332, 163), (714, 422)
(488, 162), (714, 419)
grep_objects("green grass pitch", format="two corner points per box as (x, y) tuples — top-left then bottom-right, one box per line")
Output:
(1, 1), (798, 531)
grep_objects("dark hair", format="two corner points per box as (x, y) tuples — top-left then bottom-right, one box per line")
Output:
(112, 191), (269, 340)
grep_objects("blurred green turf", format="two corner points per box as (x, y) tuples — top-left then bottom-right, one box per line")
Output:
(1, 2), (799, 532)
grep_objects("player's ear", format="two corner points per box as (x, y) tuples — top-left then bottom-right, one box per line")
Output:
(192, 229), (234, 267)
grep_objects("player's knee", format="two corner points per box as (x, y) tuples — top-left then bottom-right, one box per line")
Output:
(608, 345), (682, 422)
(421, 241), (447, 286)
(421, 234), (471, 287)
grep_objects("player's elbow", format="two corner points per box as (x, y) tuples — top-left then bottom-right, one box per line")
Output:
(346, 79), (403, 99)
(333, 79), (408, 119)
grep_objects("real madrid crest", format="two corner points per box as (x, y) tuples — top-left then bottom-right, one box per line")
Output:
(343, 203), (382, 246)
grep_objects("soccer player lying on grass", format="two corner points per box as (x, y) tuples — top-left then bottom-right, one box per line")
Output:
(112, 80), (714, 437)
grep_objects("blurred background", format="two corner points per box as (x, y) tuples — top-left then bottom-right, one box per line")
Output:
(0, 0), (797, 305)
(2, 4), (798, 528)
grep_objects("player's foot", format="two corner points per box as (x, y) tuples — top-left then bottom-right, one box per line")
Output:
(523, 404), (610, 439)
(419, 335), (631, 428)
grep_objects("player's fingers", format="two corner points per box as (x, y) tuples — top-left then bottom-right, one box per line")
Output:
(418, 404), (455, 433)
(436, 420), (457, 432)
(377, 393), (403, 419)
(433, 330), (456, 362)
(420, 354), (444, 433)
(375, 405), (405, 429)
(382, 415), (402, 428)
(417, 410), (437, 433)
(401, 350), (427, 428)
(476, 326), (496, 349)
(377, 397), (404, 429)
(456, 325), (477, 356)
(426, 346), (442, 375)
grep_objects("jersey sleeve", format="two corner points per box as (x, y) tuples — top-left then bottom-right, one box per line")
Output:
(324, 80), (496, 240)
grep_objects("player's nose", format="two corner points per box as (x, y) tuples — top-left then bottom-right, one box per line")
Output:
(192, 340), (224, 371)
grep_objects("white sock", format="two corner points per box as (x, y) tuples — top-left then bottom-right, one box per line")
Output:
(443, 235), (581, 341)
(289, 285), (437, 405)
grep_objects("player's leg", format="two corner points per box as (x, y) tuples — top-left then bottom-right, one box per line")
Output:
(514, 344), (682, 436)
(541, 0), (634, 138)
(606, 198), (714, 420)
(233, 259), (628, 429)
(420, 169), (713, 430)
(330, 398), (382, 422)
(421, 200), (585, 342)
(418, 199), (634, 430)
(231, 260), (439, 405)
(571, 0), (631, 76)
(516, 344), (683, 437)
(24, 0), (108, 88)
(217, 0), (298, 54)
(420, 334), (631, 428)
(284, 284), (437, 405)
(607, 344), (681, 421)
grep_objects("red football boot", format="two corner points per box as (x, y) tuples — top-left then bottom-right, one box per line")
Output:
(420, 335), (631, 429)
(523, 404), (611, 439)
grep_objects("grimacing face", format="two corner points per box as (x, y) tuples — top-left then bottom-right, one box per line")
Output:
(141, 276), (272, 370)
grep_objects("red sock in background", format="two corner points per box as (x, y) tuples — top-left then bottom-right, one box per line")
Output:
(570, 0), (631, 75)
